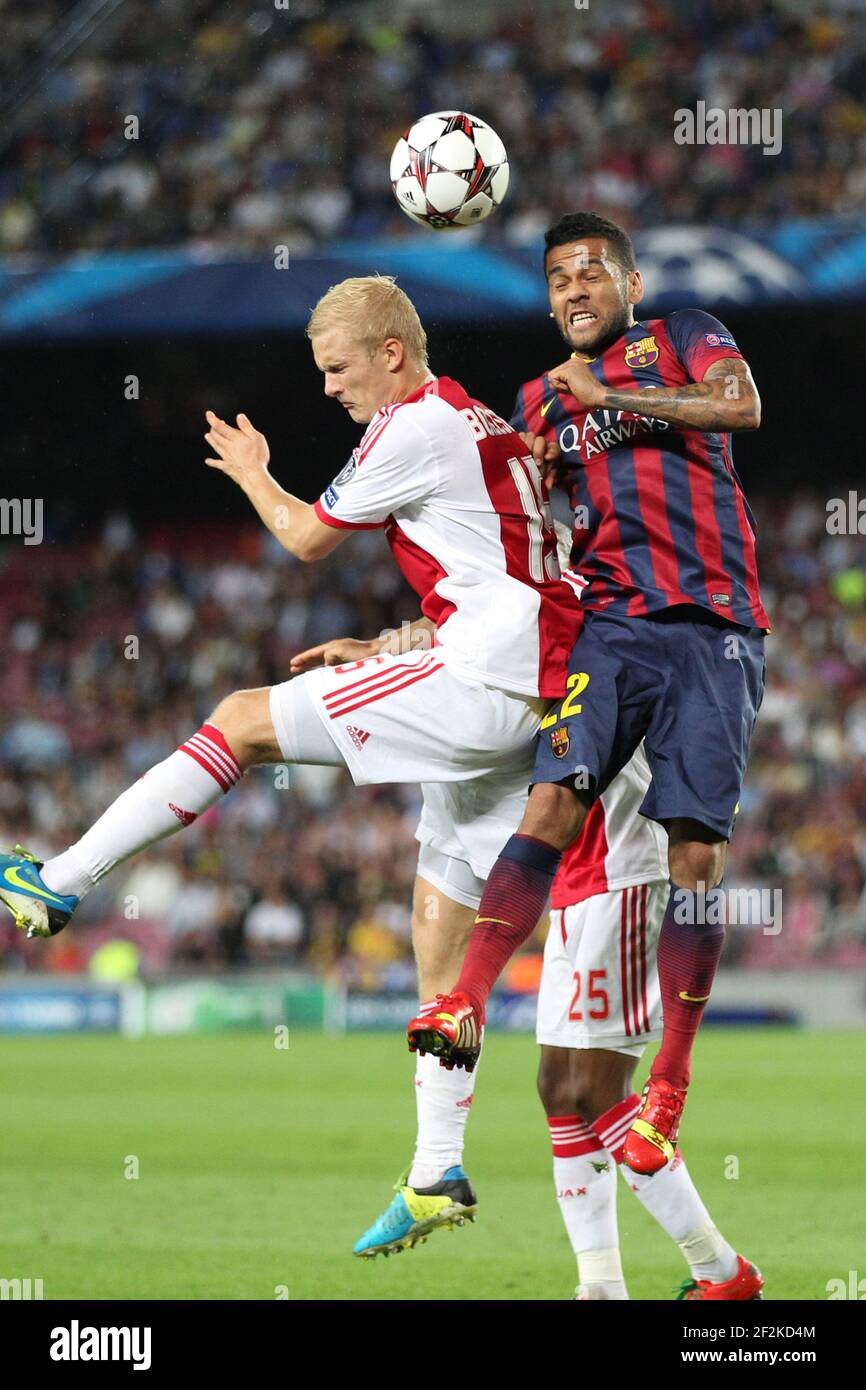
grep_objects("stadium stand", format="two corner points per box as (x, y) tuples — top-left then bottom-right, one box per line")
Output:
(2, 489), (865, 980)
(1, 0), (865, 254)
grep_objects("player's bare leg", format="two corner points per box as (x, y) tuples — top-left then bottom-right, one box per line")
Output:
(0, 686), (330, 938)
(354, 874), (479, 1258)
(413, 877), (477, 999)
(624, 819), (729, 1174)
(205, 687), (285, 766)
(539, 1044), (638, 1127)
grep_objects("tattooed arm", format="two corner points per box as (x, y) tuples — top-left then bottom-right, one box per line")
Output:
(547, 356), (761, 432)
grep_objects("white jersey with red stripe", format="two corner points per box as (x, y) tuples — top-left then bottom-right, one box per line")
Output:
(552, 741), (668, 907)
(313, 376), (581, 699)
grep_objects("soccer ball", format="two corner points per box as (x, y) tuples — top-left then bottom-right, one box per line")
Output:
(390, 111), (509, 230)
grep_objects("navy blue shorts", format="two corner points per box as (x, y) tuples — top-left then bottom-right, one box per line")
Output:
(532, 607), (766, 840)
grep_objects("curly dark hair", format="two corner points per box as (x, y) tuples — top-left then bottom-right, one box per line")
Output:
(543, 213), (636, 273)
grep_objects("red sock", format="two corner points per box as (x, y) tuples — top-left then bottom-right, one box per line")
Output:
(652, 886), (725, 1090)
(455, 834), (561, 1016)
(548, 1114), (603, 1158)
(592, 1094), (641, 1162)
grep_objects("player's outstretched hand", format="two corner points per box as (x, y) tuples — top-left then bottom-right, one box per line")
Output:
(547, 357), (606, 408)
(204, 411), (270, 486)
(519, 430), (563, 492)
(290, 637), (382, 674)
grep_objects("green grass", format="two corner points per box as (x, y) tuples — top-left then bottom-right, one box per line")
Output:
(0, 1029), (861, 1300)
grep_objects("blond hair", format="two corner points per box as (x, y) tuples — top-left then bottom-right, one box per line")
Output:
(306, 274), (429, 369)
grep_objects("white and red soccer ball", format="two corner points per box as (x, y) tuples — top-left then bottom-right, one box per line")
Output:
(390, 111), (509, 230)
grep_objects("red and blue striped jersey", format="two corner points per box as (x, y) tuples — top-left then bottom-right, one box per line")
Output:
(511, 310), (770, 629)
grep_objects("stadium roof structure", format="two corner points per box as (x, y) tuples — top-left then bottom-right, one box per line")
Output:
(0, 218), (861, 340)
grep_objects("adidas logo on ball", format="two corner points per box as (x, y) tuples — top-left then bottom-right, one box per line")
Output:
(390, 110), (509, 231)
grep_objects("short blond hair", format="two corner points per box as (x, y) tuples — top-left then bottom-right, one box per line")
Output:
(306, 274), (429, 369)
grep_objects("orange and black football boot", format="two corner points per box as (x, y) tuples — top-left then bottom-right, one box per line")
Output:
(407, 992), (483, 1072)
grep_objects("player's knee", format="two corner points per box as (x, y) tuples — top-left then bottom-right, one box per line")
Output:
(668, 835), (727, 891)
(536, 1051), (576, 1117)
(570, 1071), (627, 1125)
(563, 1047), (638, 1123)
(208, 688), (275, 767)
(521, 782), (587, 851)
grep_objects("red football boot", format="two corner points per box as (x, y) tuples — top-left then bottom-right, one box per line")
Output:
(623, 1077), (687, 1174)
(676, 1254), (764, 1301)
(407, 992), (483, 1072)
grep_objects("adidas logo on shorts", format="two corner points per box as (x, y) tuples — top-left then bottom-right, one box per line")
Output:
(346, 725), (371, 750)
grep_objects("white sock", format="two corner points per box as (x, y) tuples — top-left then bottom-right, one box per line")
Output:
(620, 1154), (738, 1283)
(549, 1115), (628, 1300)
(408, 1045), (480, 1187)
(592, 1091), (737, 1285)
(576, 1247), (629, 1300)
(41, 724), (242, 899)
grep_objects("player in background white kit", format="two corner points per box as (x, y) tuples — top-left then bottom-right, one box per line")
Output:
(537, 751), (746, 1300)
(532, 562), (751, 1300)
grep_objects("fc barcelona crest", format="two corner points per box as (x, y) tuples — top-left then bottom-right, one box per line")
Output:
(550, 727), (570, 759)
(624, 335), (659, 369)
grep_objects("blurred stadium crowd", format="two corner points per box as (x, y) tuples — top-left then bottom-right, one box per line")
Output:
(2, 0), (866, 255)
(1, 490), (865, 981)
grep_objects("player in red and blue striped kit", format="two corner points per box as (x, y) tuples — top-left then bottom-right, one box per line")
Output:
(409, 213), (770, 1182)
(511, 308), (769, 630)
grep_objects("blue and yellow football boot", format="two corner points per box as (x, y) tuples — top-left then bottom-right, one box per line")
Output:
(353, 1166), (478, 1259)
(0, 845), (79, 938)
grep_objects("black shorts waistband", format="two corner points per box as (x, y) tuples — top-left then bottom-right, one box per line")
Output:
(644, 603), (750, 632)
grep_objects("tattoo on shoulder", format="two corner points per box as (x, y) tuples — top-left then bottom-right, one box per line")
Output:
(704, 356), (748, 378)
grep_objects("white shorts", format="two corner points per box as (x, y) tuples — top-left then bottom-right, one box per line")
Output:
(416, 843), (485, 910)
(269, 650), (542, 880)
(537, 880), (668, 1056)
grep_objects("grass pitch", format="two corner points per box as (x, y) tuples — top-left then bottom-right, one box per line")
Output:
(0, 1028), (860, 1300)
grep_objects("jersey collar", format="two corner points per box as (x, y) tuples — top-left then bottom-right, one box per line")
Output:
(400, 375), (438, 405)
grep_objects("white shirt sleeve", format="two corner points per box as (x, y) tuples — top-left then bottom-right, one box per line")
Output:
(315, 406), (439, 529)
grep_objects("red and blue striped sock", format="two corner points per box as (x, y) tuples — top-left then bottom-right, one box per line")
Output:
(651, 885), (726, 1090)
(454, 833), (562, 1016)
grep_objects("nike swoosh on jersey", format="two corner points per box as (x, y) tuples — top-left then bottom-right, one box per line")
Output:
(3, 865), (67, 905)
(540, 397), (554, 417)
(678, 990), (711, 1003)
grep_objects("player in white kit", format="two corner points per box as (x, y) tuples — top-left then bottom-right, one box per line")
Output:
(0, 276), (578, 945)
(536, 746), (747, 1300)
(0, 275), (578, 1249)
